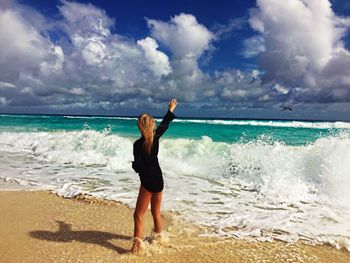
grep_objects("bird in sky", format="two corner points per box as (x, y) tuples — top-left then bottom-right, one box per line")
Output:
(280, 105), (293, 111)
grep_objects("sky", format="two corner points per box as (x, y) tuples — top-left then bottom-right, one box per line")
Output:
(0, 0), (350, 120)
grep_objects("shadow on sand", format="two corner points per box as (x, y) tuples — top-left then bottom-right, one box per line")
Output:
(29, 220), (131, 254)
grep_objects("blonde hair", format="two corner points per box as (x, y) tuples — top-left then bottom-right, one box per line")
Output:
(137, 113), (156, 154)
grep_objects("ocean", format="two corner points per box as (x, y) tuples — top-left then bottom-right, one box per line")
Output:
(1, 113), (350, 250)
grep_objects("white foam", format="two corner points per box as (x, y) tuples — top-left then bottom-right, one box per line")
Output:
(173, 119), (350, 129)
(0, 130), (350, 251)
(62, 115), (350, 129)
(63, 115), (137, 120)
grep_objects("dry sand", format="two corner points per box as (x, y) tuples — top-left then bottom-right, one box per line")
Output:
(0, 190), (349, 263)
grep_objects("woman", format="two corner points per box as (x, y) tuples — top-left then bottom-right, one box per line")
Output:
(131, 98), (178, 254)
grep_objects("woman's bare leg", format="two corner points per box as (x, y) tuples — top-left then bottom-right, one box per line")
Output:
(133, 185), (152, 239)
(151, 191), (163, 234)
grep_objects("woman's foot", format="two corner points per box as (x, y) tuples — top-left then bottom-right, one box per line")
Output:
(153, 232), (162, 243)
(146, 231), (162, 244)
(131, 237), (142, 254)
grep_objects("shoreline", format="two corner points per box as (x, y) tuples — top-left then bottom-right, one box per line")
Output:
(1, 190), (349, 262)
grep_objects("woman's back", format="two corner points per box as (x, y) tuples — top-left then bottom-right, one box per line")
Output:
(132, 109), (176, 192)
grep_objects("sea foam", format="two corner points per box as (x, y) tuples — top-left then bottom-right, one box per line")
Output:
(61, 115), (350, 129)
(0, 130), (350, 251)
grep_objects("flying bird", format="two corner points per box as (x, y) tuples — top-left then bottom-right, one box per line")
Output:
(280, 105), (293, 111)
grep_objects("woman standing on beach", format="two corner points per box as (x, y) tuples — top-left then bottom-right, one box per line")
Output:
(131, 98), (178, 254)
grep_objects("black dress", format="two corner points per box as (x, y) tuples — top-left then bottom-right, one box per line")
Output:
(132, 110), (176, 193)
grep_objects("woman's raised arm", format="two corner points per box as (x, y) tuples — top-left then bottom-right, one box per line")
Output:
(155, 98), (178, 138)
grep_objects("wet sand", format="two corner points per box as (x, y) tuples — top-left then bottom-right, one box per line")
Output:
(0, 190), (349, 263)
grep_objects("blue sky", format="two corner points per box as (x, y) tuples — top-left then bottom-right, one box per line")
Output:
(0, 0), (350, 120)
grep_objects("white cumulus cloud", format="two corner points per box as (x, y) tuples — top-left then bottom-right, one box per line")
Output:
(137, 37), (172, 77)
(0, 7), (49, 81)
(248, 0), (350, 102)
(147, 13), (214, 58)
(146, 13), (215, 96)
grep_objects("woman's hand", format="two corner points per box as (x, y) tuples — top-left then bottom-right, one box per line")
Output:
(168, 98), (178, 112)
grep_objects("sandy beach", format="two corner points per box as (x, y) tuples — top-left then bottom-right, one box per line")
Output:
(0, 190), (349, 263)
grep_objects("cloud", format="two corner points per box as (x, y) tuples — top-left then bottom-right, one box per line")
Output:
(214, 69), (272, 105)
(0, 6), (49, 81)
(39, 45), (64, 76)
(0, 81), (15, 89)
(147, 13), (214, 59)
(211, 17), (247, 40)
(58, 0), (113, 37)
(273, 83), (289, 95)
(0, 97), (8, 106)
(248, 0), (350, 103)
(146, 13), (214, 89)
(243, 36), (265, 58)
(137, 37), (172, 77)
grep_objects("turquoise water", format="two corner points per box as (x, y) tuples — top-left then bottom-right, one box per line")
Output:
(0, 114), (346, 145)
(1, 113), (350, 250)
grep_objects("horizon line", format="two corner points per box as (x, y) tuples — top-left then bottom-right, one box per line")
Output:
(0, 111), (349, 123)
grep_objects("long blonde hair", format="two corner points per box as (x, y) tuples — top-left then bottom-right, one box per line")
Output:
(137, 113), (156, 154)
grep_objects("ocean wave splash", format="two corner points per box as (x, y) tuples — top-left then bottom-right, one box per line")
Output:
(61, 115), (350, 129)
(0, 130), (350, 251)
